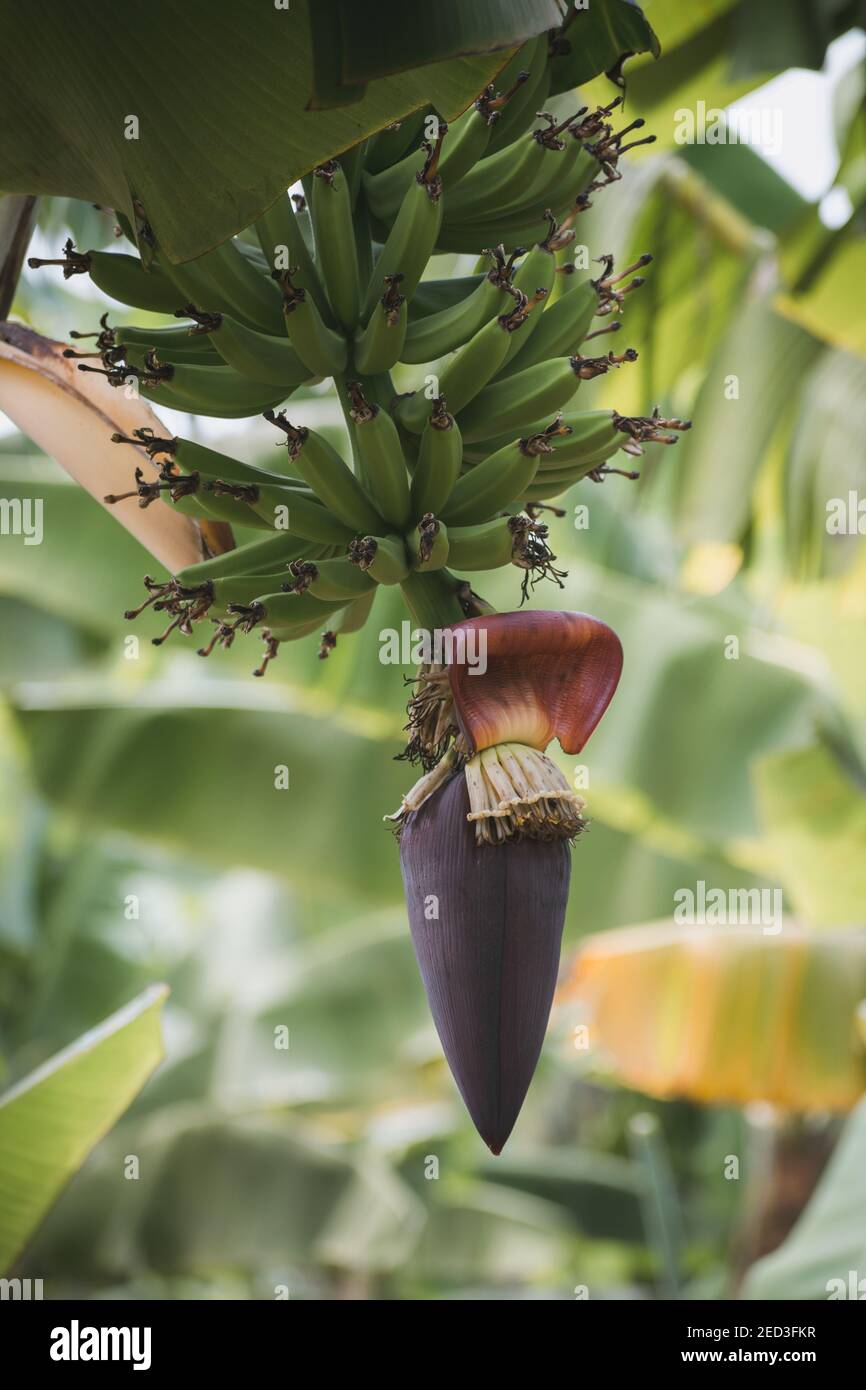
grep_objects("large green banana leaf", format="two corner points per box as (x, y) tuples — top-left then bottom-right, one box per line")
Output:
(0, 985), (167, 1272)
(0, 0), (567, 263)
(0, 4), (514, 262)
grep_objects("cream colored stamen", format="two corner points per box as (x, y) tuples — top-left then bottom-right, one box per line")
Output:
(465, 742), (586, 845)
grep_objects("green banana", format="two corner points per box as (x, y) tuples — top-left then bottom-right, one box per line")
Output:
(395, 291), (533, 434)
(410, 397), (463, 517)
(114, 434), (353, 543)
(160, 240), (284, 335)
(348, 533), (410, 585)
(407, 274), (484, 320)
(255, 192), (333, 325)
(311, 160), (362, 329)
(362, 144), (428, 224)
(484, 36), (549, 155)
(186, 577), (347, 627)
(433, 207), (562, 255)
(463, 409), (621, 468)
(317, 587), (377, 657)
(28, 241), (181, 314)
(174, 533), (325, 587)
(455, 356), (583, 444)
(136, 360), (301, 419)
(233, 589), (349, 630)
(103, 455), (275, 531)
(441, 112), (571, 225)
(347, 382), (412, 528)
(241, 483), (357, 543)
(331, 588), (376, 633)
(283, 556), (376, 603)
(362, 134), (445, 316)
(496, 233), (558, 367)
(436, 59), (544, 189)
(364, 86), (501, 221)
(497, 276), (599, 378)
(409, 515), (450, 572)
(444, 515), (527, 570)
(521, 449), (634, 502)
(439, 411), (575, 525)
(501, 125), (594, 222)
(364, 109), (428, 175)
(263, 410), (386, 533)
(400, 247), (516, 364)
(205, 310), (313, 387)
(441, 421), (567, 525)
(108, 320), (219, 364)
(353, 275), (407, 374)
(109, 431), (304, 487)
(272, 268), (348, 377)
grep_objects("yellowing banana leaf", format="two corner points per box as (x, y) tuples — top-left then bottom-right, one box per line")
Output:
(0, 1), (546, 263)
(0, 324), (211, 574)
(776, 239), (866, 358)
(0, 985), (168, 1272)
(562, 921), (866, 1111)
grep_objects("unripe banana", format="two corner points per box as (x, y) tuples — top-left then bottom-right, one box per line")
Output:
(408, 274), (486, 319)
(483, 36), (549, 155)
(353, 275), (407, 374)
(347, 382), (412, 528)
(497, 233), (557, 366)
(109, 430), (305, 488)
(174, 533), (324, 588)
(131, 359), (300, 419)
(283, 557), (377, 602)
(409, 514), (450, 572)
(255, 193), (334, 326)
(242, 483), (356, 543)
(311, 160), (362, 329)
(410, 397), (463, 518)
(349, 533), (410, 585)
(441, 125), (547, 224)
(318, 586), (378, 654)
(395, 291), (532, 434)
(263, 410), (385, 533)
(444, 515), (524, 570)
(456, 357), (583, 443)
(497, 277), (598, 379)
(362, 144), (428, 224)
(223, 588), (349, 630)
(273, 268), (348, 377)
(465, 409), (619, 467)
(206, 310), (313, 387)
(437, 99), (496, 188)
(160, 241), (284, 335)
(362, 135), (444, 316)
(365, 109), (428, 175)
(28, 241), (181, 314)
(441, 423), (567, 526)
(107, 320), (218, 364)
(400, 247), (516, 364)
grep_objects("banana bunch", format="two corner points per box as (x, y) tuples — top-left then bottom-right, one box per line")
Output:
(31, 32), (690, 670)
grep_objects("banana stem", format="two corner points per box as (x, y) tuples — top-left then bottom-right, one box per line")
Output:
(400, 570), (467, 631)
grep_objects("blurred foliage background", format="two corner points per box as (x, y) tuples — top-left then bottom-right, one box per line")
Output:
(2, 0), (866, 1300)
